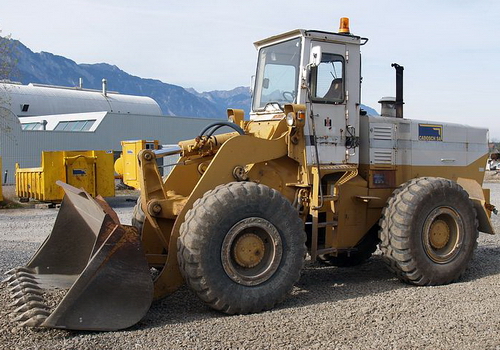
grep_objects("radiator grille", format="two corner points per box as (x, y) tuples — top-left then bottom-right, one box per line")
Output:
(372, 125), (394, 140)
(372, 149), (394, 165)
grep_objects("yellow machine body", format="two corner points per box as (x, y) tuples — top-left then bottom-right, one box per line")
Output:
(5, 19), (496, 331)
(114, 140), (160, 190)
(136, 114), (494, 297)
(15, 150), (114, 202)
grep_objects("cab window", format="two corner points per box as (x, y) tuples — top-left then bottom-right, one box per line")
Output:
(312, 53), (344, 103)
(253, 38), (302, 111)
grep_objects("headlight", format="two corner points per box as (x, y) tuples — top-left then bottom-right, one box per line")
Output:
(286, 112), (296, 127)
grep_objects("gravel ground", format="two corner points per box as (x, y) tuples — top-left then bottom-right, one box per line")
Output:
(1, 183), (500, 350)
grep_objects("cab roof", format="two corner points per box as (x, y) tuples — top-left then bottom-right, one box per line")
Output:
(254, 29), (364, 49)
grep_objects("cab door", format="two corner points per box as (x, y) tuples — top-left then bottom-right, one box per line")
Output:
(305, 41), (360, 166)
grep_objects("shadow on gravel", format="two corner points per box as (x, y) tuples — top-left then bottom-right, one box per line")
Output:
(135, 255), (407, 331)
(136, 242), (500, 331)
(461, 244), (500, 282)
(104, 195), (138, 209)
(281, 256), (404, 309)
(4, 245), (500, 337)
(4, 224), (500, 337)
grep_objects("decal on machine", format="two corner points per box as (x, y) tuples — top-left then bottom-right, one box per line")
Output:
(418, 124), (443, 141)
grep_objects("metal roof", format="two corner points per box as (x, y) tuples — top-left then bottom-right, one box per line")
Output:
(0, 82), (162, 117)
(253, 29), (362, 49)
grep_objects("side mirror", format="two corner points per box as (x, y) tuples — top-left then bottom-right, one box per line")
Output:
(310, 46), (322, 67)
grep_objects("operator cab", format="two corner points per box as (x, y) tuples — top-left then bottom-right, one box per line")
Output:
(250, 18), (366, 165)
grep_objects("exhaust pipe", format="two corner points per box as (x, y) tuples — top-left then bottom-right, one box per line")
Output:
(102, 78), (107, 96)
(391, 63), (404, 118)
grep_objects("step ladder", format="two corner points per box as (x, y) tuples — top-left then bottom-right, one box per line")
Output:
(309, 166), (358, 261)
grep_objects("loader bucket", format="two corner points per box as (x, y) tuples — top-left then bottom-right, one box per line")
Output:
(4, 181), (153, 331)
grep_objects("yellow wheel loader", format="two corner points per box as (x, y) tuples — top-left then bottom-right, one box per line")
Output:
(5, 18), (496, 330)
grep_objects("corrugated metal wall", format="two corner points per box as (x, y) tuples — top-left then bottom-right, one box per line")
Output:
(0, 111), (220, 184)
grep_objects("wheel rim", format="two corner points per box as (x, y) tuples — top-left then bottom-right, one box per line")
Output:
(221, 217), (283, 286)
(422, 207), (464, 264)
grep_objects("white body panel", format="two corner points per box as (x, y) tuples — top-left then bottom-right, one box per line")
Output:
(304, 40), (361, 165)
(359, 115), (488, 168)
(250, 30), (362, 166)
(249, 28), (488, 171)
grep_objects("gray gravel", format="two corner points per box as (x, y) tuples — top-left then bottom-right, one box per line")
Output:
(2, 184), (500, 350)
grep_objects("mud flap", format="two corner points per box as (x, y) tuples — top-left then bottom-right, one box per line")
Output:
(4, 182), (153, 331)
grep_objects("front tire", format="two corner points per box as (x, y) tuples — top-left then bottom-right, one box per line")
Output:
(178, 182), (306, 314)
(379, 177), (478, 285)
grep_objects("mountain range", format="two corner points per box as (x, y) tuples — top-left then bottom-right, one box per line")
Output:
(1, 37), (377, 118)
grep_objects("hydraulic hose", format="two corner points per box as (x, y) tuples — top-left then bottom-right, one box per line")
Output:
(198, 121), (245, 138)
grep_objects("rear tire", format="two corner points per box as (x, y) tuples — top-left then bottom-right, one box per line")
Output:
(379, 177), (478, 285)
(178, 182), (306, 314)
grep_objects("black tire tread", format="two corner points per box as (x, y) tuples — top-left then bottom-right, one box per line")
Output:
(177, 182), (306, 315)
(379, 177), (478, 286)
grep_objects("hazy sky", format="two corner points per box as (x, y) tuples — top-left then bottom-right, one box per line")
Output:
(1, 0), (500, 138)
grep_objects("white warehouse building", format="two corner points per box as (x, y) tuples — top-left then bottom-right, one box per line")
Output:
(0, 82), (221, 184)
(1, 81), (162, 117)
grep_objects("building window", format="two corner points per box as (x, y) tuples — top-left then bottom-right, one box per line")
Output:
(65, 121), (79, 131)
(21, 122), (42, 130)
(81, 120), (95, 131)
(54, 119), (96, 131)
(54, 121), (68, 130)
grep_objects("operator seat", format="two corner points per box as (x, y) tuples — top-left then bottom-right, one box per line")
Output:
(323, 78), (343, 101)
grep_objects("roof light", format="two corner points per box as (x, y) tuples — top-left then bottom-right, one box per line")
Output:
(339, 17), (350, 34)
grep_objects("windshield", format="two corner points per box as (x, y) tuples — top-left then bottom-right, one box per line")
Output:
(252, 37), (302, 112)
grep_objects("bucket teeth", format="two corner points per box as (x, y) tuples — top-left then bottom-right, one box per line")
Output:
(3, 182), (155, 331)
(6, 277), (52, 328)
(9, 294), (44, 307)
(8, 276), (38, 288)
(2, 274), (16, 284)
(12, 288), (44, 299)
(2, 271), (36, 284)
(13, 308), (51, 322)
(5, 267), (34, 275)
(9, 282), (41, 293)
(14, 301), (50, 314)
(19, 314), (48, 328)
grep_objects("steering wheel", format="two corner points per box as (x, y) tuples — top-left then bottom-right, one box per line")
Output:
(282, 91), (295, 102)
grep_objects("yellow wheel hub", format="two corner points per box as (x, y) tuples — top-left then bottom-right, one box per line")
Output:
(429, 219), (450, 249)
(233, 233), (265, 268)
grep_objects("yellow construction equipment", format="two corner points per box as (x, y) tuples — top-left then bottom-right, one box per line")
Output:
(15, 150), (114, 202)
(114, 140), (160, 189)
(5, 18), (496, 331)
